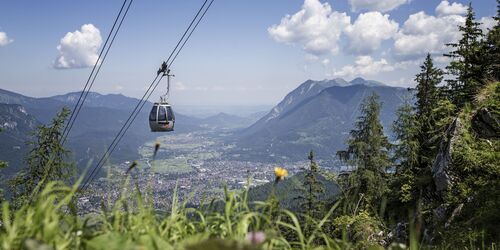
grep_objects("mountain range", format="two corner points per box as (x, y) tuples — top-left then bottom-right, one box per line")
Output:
(228, 77), (410, 162)
(0, 89), (200, 177)
(1, 77), (410, 176)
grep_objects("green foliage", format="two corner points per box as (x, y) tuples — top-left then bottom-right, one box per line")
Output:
(337, 92), (391, 207)
(0, 176), (353, 250)
(445, 3), (486, 106)
(415, 54), (444, 118)
(332, 210), (384, 248)
(390, 102), (419, 209)
(442, 82), (500, 244)
(483, 0), (500, 80)
(295, 151), (325, 219)
(8, 107), (75, 208)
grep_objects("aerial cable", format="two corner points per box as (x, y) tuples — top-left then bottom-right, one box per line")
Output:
(80, 0), (215, 191)
(61, 0), (134, 145)
(165, 0), (209, 66)
(80, 75), (162, 191)
(169, 0), (214, 69)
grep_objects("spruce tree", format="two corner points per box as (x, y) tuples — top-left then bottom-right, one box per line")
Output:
(415, 54), (443, 119)
(444, 3), (485, 106)
(9, 108), (74, 207)
(392, 102), (419, 177)
(337, 92), (391, 206)
(301, 150), (325, 218)
(414, 54), (444, 170)
(483, 0), (500, 80)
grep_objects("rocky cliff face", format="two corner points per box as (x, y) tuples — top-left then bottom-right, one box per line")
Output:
(427, 82), (500, 243)
(432, 118), (461, 192)
(472, 108), (500, 139)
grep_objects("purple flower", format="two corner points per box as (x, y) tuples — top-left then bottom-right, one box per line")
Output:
(246, 231), (266, 245)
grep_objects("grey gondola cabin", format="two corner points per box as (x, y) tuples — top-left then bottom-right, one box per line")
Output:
(149, 102), (175, 132)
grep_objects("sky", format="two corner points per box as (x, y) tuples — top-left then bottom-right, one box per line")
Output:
(0, 0), (497, 106)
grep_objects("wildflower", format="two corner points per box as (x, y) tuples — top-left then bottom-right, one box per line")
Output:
(274, 167), (288, 182)
(246, 231), (266, 245)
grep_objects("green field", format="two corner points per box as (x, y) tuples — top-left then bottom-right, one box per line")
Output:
(150, 158), (194, 174)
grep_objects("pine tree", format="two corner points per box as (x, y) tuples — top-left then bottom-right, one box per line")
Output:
(392, 102), (419, 177)
(387, 101), (420, 224)
(414, 54), (444, 171)
(483, 0), (500, 80)
(444, 3), (485, 106)
(337, 92), (391, 206)
(301, 150), (325, 218)
(415, 54), (443, 119)
(9, 108), (74, 207)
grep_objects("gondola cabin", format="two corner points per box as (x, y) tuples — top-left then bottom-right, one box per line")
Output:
(149, 102), (175, 132)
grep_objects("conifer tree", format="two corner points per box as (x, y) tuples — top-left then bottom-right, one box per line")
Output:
(414, 54), (444, 170)
(301, 150), (325, 218)
(415, 54), (443, 119)
(9, 108), (74, 207)
(445, 3), (485, 106)
(392, 102), (419, 177)
(483, 0), (500, 80)
(337, 92), (391, 206)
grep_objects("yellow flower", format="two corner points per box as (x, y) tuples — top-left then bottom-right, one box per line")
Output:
(274, 167), (288, 180)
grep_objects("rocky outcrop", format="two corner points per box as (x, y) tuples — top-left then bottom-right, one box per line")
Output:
(472, 108), (500, 139)
(432, 118), (461, 192)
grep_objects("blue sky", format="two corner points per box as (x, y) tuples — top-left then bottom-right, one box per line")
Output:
(0, 0), (497, 105)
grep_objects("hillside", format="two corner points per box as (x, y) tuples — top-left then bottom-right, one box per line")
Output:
(0, 89), (201, 177)
(247, 171), (341, 211)
(0, 104), (39, 176)
(231, 78), (408, 162)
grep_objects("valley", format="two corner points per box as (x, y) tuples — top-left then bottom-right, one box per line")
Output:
(78, 129), (311, 212)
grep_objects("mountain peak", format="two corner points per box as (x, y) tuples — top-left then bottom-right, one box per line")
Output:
(349, 77), (385, 87)
(350, 77), (365, 83)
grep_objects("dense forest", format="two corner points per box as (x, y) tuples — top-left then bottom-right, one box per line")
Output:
(0, 2), (499, 249)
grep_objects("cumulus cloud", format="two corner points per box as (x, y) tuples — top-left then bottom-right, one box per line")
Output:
(394, 11), (464, 60)
(0, 31), (13, 46)
(345, 12), (399, 54)
(435, 1), (467, 17)
(480, 16), (496, 33)
(268, 0), (350, 56)
(348, 0), (410, 13)
(54, 24), (102, 69)
(332, 56), (395, 78)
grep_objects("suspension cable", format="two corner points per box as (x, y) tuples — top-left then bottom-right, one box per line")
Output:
(61, 0), (134, 145)
(80, 0), (215, 191)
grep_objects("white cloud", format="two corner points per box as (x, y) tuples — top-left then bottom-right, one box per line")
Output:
(394, 11), (464, 60)
(332, 56), (396, 78)
(54, 24), (102, 69)
(435, 1), (467, 17)
(0, 31), (13, 46)
(349, 0), (410, 13)
(268, 0), (350, 56)
(174, 81), (187, 91)
(345, 12), (399, 54)
(480, 16), (496, 33)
